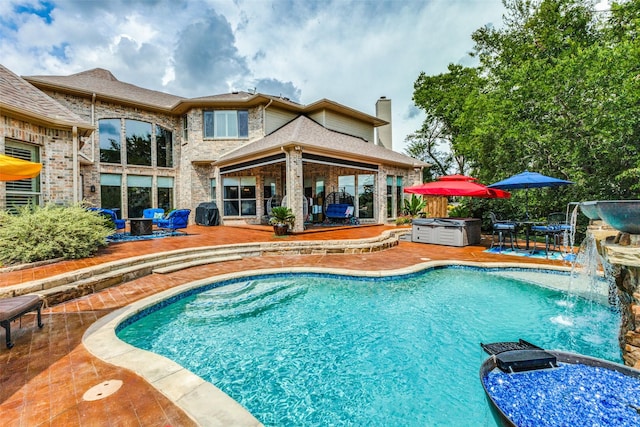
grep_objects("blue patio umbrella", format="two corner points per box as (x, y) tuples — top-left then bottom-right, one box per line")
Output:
(488, 171), (573, 218)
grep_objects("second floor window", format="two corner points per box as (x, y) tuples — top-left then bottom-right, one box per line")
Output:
(99, 119), (121, 163)
(126, 119), (152, 166)
(156, 125), (173, 168)
(204, 110), (249, 138)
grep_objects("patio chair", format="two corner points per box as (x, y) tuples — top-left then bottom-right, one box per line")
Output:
(143, 208), (165, 225)
(531, 212), (571, 258)
(156, 209), (191, 233)
(89, 207), (126, 231)
(489, 212), (518, 251)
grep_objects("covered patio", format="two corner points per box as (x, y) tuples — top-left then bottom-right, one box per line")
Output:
(210, 116), (427, 231)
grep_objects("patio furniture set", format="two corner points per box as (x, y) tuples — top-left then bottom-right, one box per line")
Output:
(89, 208), (191, 236)
(490, 211), (571, 257)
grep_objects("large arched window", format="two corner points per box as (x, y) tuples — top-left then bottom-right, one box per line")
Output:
(99, 119), (121, 163)
(125, 120), (152, 166)
(156, 125), (173, 168)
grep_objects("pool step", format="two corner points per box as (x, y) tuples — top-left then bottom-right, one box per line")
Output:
(152, 254), (243, 274)
(186, 279), (304, 321)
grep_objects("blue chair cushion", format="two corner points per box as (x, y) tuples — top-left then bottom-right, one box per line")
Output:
(532, 225), (564, 233)
(326, 204), (353, 219)
(493, 223), (516, 231)
(143, 208), (165, 224)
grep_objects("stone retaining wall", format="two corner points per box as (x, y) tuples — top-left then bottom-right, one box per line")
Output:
(599, 235), (640, 368)
(0, 229), (407, 308)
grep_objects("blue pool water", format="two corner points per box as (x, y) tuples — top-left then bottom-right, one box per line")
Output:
(117, 268), (621, 426)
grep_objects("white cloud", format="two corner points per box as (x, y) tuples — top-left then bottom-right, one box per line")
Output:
(0, 0), (505, 154)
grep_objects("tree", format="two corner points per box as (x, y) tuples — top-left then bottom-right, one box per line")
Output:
(411, 64), (486, 179)
(409, 0), (640, 219)
(404, 117), (454, 180)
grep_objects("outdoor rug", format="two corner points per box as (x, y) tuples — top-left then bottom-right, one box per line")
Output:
(107, 230), (186, 243)
(484, 247), (576, 262)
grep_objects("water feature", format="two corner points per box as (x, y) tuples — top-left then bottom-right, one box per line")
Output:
(117, 268), (620, 426)
(572, 200), (640, 367)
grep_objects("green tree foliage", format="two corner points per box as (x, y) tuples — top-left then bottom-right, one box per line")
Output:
(410, 0), (640, 219)
(411, 64), (486, 176)
(0, 204), (112, 265)
(404, 120), (455, 180)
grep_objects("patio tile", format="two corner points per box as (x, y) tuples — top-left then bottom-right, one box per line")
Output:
(0, 224), (566, 425)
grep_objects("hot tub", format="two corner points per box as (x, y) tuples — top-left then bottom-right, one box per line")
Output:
(411, 217), (482, 247)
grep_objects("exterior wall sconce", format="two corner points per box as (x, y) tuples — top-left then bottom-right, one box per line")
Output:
(90, 185), (96, 193)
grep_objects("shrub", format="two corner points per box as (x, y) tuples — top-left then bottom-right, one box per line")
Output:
(395, 214), (413, 226)
(0, 203), (112, 266)
(269, 206), (295, 226)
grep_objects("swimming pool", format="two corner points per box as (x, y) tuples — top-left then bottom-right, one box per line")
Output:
(115, 267), (621, 426)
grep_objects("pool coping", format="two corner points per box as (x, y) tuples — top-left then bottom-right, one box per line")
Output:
(82, 260), (574, 426)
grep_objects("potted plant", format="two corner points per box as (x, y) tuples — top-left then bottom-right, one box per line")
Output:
(269, 206), (295, 236)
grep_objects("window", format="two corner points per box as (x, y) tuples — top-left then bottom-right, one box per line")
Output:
(156, 125), (173, 168)
(203, 110), (249, 138)
(182, 114), (188, 141)
(126, 120), (152, 166)
(5, 142), (40, 210)
(157, 177), (174, 213)
(99, 119), (121, 163)
(358, 174), (375, 219)
(100, 174), (122, 216)
(127, 175), (152, 218)
(386, 176), (393, 218)
(263, 177), (276, 214)
(223, 176), (256, 216)
(396, 176), (403, 217)
(210, 178), (217, 200)
(338, 175), (355, 198)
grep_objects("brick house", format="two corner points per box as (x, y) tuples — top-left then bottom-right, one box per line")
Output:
(0, 65), (94, 209)
(2, 65), (427, 231)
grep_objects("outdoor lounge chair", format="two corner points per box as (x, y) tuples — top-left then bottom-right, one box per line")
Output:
(0, 295), (44, 349)
(89, 207), (126, 231)
(156, 209), (191, 233)
(489, 212), (518, 251)
(143, 208), (165, 225)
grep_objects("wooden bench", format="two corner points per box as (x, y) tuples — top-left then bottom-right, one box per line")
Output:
(0, 295), (44, 349)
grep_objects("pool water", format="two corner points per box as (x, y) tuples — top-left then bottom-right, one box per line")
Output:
(117, 268), (621, 426)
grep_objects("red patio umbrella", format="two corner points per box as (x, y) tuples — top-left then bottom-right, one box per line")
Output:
(404, 176), (510, 199)
(438, 174), (478, 182)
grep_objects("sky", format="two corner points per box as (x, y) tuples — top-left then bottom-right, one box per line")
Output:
(0, 0), (507, 155)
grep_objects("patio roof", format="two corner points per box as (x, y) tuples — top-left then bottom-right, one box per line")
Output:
(0, 65), (94, 136)
(216, 115), (429, 169)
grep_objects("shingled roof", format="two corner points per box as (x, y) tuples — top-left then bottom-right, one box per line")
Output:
(24, 68), (184, 111)
(218, 115), (428, 168)
(25, 69), (387, 126)
(0, 64), (93, 135)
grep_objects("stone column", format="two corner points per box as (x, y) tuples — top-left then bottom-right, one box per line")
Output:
(285, 146), (304, 232)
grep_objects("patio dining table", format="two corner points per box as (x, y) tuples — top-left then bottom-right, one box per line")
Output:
(515, 220), (545, 251)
